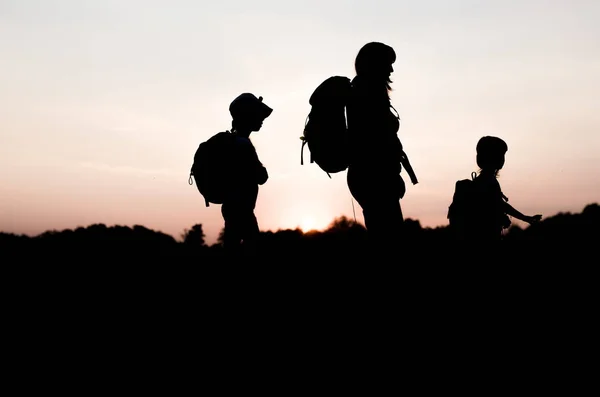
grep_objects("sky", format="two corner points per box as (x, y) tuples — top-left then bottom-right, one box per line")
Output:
(1, 0), (599, 245)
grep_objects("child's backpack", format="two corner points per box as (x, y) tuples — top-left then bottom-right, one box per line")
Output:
(447, 172), (511, 238)
(300, 76), (353, 177)
(447, 172), (479, 237)
(188, 131), (236, 207)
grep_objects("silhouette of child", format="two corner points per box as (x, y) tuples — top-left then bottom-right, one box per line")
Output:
(470, 136), (542, 241)
(221, 93), (272, 254)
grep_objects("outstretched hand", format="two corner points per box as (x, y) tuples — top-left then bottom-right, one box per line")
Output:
(529, 214), (542, 223)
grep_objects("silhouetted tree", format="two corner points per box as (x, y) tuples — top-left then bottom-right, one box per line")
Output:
(1, 202), (597, 262)
(327, 215), (362, 231)
(217, 228), (226, 246)
(182, 224), (206, 247)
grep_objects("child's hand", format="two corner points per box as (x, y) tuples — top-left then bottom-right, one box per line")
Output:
(528, 214), (542, 224)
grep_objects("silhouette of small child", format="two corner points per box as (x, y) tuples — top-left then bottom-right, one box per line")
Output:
(470, 136), (542, 241)
(221, 93), (273, 254)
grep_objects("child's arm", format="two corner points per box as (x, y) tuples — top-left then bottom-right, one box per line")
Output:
(237, 138), (268, 185)
(248, 146), (268, 185)
(255, 161), (268, 185)
(503, 202), (542, 224)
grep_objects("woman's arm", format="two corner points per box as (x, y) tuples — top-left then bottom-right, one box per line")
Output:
(399, 150), (418, 185)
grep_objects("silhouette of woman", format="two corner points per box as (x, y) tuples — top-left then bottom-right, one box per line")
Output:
(469, 136), (542, 241)
(346, 42), (418, 249)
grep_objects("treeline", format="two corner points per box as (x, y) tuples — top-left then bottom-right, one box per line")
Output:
(1, 203), (598, 262)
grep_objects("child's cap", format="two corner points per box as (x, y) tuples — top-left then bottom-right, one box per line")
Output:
(229, 93), (273, 121)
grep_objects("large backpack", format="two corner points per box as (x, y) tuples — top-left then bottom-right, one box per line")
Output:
(447, 172), (510, 238)
(189, 131), (236, 207)
(300, 76), (353, 177)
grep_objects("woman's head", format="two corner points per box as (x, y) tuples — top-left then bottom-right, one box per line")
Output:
(476, 136), (508, 174)
(355, 42), (396, 89)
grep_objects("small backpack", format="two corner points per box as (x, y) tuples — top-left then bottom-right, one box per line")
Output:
(447, 172), (510, 238)
(447, 172), (479, 237)
(300, 76), (353, 177)
(189, 131), (236, 207)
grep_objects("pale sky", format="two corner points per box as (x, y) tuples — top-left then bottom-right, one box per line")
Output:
(1, 0), (599, 245)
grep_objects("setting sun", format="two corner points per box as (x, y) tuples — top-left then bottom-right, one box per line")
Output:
(278, 205), (336, 234)
(299, 217), (318, 232)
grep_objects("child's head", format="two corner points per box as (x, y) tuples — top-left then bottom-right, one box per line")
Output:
(476, 136), (508, 174)
(229, 93), (273, 132)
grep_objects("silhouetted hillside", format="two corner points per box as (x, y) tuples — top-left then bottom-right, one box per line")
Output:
(3, 223), (179, 263)
(2, 203), (598, 263)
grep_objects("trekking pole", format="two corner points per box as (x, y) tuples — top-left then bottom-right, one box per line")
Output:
(400, 150), (418, 185)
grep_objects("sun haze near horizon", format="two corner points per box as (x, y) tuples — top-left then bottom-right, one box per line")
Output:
(1, 0), (599, 246)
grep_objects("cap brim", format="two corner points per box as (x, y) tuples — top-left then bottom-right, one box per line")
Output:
(259, 102), (273, 119)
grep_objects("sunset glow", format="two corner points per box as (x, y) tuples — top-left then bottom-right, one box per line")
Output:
(299, 216), (319, 233)
(1, 0), (599, 246)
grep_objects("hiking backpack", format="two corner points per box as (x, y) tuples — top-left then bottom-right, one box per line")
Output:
(189, 131), (236, 207)
(300, 76), (353, 177)
(447, 172), (479, 236)
(447, 172), (510, 237)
